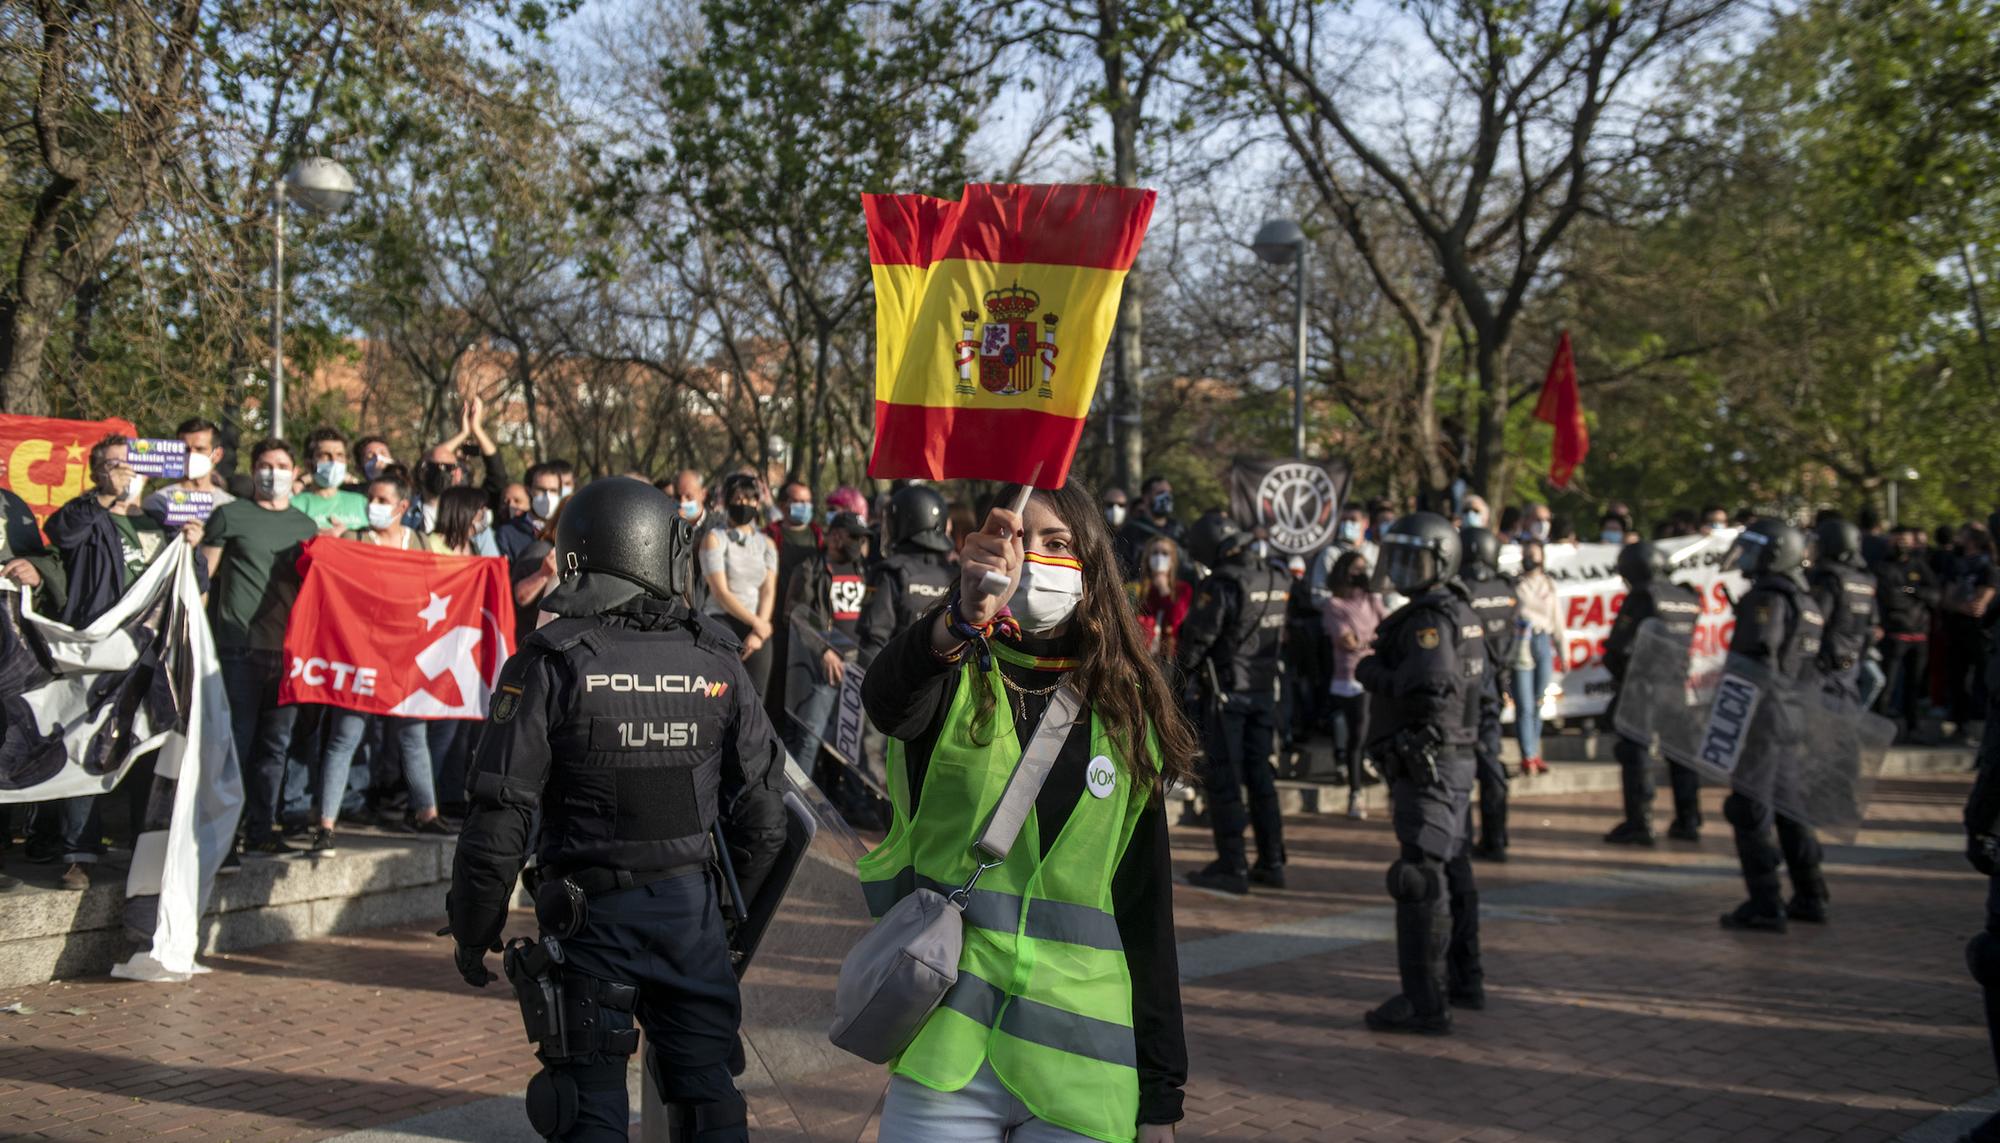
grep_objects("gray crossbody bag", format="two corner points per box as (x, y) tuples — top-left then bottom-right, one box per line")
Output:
(828, 683), (1085, 1063)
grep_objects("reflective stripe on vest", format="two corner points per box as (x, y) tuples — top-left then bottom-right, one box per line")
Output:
(861, 870), (1126, 952)
(854, 660), (1155, 1143)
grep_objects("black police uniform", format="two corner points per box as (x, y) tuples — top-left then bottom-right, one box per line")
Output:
(1809, 561), (1879, 701)
(1964, 719), (2000, 1143)
(1722, 574), (1828, 927)
(1177, 549), (1291, 880)
(1357, 583), (1485, 1027)
(1462, 575), (1518, 856)
(448, 594), (787, 1143)
(855, 546), (953, 666)
(1604, 580), (1703, 838)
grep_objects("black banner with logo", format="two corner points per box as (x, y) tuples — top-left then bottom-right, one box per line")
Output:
(1228, 457), (1351, 558)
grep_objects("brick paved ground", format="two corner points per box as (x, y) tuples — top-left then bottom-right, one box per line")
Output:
(0, 772), (1991, 1142)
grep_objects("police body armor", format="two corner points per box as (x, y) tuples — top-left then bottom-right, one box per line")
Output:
(1735, 575), (1827, 682)
(1463, 577), (1518, 696)
(526, 613), (746, 879)
(1367, 587), (1484, 768)
(858, 550), (953, 661)
(1207, 561), (1290, 693)
(1613, 582), (1701, 684)
(1809, 563), (1877, 678)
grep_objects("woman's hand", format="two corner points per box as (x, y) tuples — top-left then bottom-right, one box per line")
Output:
(741, 632), (765, 660)
(821, 648), (846, 686)
(751, 615), (774, 641)
(956, 505), (1024, 627)
(1138, 1125), (1177, 1142)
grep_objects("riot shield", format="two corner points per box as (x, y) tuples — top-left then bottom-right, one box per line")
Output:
(731, 753), (884, 1141)
(1613, 621), (1892, 841)
(784, 613), (888, 804)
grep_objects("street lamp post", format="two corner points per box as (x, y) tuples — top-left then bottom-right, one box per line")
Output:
(1253, 219), (1309, 459)
(271, 157), (356, 441)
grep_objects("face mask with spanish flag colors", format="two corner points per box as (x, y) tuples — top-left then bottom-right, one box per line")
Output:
(1010, 551), (1085, 634)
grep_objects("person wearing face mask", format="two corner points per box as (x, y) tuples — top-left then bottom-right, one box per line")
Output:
(34, 434), (208, 890)
(779, 511), (876, 825)
(294, 427), (370, 535)
(352, 435), (396, 488)
(1176, 513), (1292, 894)
(141, 416), (235, 524)
(860, 481), (1195, 1143)
(1509, 539), (1564, 781)
(1103, 485), (1130, 531)
(698, 473), (779, 697)
(1114, 475), (1188, 582)
(203, 439), (318, 858)
(497, 460), (575, 561)
(500, 482), (531, 522)
(1132, 536), (1192, 667)
(1458, 494), (1490, 532)
(1598, 510), (1634, 547)
(405, 397), (507, 557)
(1322, 551), (1385, 818)
(759, 479), (824, 719)
(1519, 502), (1554, 544)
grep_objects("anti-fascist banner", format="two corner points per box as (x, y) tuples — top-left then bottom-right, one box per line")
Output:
(1498, 528), (1746, 722)
(2, 544), (242, 983)
(0, 413), (140, 528)
(279, 538), (515, 719)
(1229, 457), (1352, 558)
(864, 183), (1156, 487)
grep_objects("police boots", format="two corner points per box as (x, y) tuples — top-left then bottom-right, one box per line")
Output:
(1785, 869), (1830, 924)
(1368, 897), (1453, 1035)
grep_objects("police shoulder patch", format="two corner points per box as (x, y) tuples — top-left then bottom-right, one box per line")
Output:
(1416, 627), (1440, 649)
(492, 683), (522, 723)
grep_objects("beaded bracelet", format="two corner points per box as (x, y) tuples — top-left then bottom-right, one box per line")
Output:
(942, 595), (1020, 670)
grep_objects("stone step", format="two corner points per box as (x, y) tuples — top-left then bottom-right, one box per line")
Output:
(0, 829), (463, 989)
(1262, 744), (1975, 818)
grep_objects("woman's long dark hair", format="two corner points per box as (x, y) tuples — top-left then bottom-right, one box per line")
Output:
(969, 479), (1201, 798)
(436, 486), (487, 553)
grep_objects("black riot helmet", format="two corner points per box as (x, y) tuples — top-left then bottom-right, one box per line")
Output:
(1375, 512), (1461, 595)
(1615, 540), (1670, 586)
(1460, 527), (1500, 582)
(544, 478), (694, 612)
(1185, 512), (1251, 570)
(1725, 517), (1808, 578)
(1815, 518), (1863, 567)
(887, 485), (951, 553)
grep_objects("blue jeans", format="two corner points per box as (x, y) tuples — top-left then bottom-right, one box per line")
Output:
(319, 712), (434, 825)
(279, 706), (324, 825)
(1857, 657), (1887, 712)
(427, 719), (477, 812)
(220, 648), (301, 844)
(1512, 633), (1555, 759)
(880, 1064), (1099, 1143)
(782, 678), (841, 763)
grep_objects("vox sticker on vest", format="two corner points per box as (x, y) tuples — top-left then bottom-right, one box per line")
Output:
(1086, 755), (1117, 799)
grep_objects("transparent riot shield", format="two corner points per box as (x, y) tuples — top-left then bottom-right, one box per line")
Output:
(733, 754), (885, 1141)
(784, 613), (888, 804)
(1613, 621), (1893, 841)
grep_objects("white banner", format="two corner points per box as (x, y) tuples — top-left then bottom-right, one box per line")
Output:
(1497, 528), (1747, 721)
(3, 543), (243, 982)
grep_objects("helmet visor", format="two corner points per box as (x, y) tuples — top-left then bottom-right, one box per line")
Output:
(1723, 530), (1769, 576)
(1373, 538), (1438, 595)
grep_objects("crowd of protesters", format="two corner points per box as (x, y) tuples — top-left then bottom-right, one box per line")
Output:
(5, 411), (1993, 900)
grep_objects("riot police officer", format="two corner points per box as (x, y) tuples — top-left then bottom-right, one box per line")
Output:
(1719, 518), (1828, 933)
(1809, 517), (1880, 702)
(1460, 528), (1517, 861)
(1603, 542), (1704, 845)
(856, 485), (955, 665)
(1178, 514), (1291, 895)
(1356, 512), (1486, 1033)
(447, 478), (788, 1143)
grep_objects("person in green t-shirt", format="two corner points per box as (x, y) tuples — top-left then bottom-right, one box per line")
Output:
(295, 427), (370, 535)
(202, 437), (319, 857)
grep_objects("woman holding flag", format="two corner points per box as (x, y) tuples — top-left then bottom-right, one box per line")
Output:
(859, 482), (1195, 1143)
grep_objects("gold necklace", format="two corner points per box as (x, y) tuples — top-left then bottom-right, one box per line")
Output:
(999, 672), (1065, 698)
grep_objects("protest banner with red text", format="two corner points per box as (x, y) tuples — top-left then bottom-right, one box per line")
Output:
(1498, 529), (1746, 721)
(0, 413), (140, 528)
(279, 537), (515, 719)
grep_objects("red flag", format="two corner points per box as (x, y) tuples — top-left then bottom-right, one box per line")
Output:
(0, 413), (139, 529)
(279, 537), (516, 719)
(1534, 331), (1589, 490)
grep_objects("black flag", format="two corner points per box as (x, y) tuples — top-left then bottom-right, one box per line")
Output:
(1228, 457), (1351, 559)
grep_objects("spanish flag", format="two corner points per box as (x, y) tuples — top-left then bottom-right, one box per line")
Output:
(864, 183), (1156, 486)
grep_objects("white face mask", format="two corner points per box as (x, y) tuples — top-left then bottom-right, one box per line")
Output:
(185, 451), (213, 481)
(532, 490), (561, 520)
(1338, 519), (1361, 543)
(1529, 519), (1551, 540)
(1105, 504), (1128, 529)
(314, 460), (346, 489)
(256, 466), (293, 501)
(1010, 553), (1085, 634)
(125, 473), (146, 503)
(366, 502), (398, 531)
(1147, 551), (1173, 574)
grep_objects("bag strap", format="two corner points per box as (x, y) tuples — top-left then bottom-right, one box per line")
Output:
(973, 682), (1085, 863)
